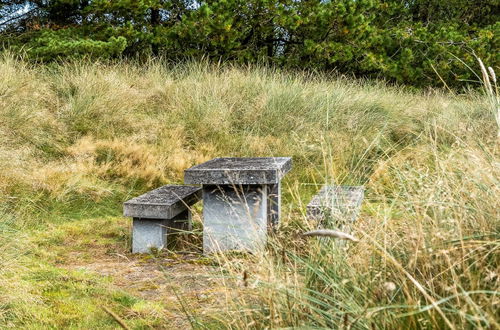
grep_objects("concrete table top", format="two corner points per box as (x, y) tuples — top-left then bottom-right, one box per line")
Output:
(123, 185), (201, 219)
(184, 157), (292, 185)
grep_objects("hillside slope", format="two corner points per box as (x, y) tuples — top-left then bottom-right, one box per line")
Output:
(0, 54), (498, 328)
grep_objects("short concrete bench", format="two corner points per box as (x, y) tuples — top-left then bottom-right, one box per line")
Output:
(123, 185), (201, 253)
(307, 185), (365, 228)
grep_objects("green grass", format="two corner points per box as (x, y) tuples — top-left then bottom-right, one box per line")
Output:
(0, 52), (498, 329)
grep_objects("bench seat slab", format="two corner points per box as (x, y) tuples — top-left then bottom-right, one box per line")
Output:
(124, 185), (201, 219)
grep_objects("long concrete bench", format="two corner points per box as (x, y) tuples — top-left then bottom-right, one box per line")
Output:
(123, 185), (202, 253)
(307, 185), (364, 228)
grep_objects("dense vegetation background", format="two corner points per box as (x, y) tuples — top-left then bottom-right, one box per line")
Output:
(1, 0), (499, 87)
(0, 1), (499, 328)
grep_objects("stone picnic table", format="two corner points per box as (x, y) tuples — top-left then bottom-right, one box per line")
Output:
(184, 157), (292, 253)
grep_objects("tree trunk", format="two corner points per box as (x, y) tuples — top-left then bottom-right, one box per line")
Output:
(151, 7), (160, 56)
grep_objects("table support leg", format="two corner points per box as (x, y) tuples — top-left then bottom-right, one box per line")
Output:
(203, 184), (268, 253)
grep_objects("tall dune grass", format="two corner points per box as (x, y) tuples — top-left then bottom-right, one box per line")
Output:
(0, 52), (498, 328)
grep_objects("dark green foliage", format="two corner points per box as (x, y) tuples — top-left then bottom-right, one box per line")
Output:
(1, 0), (499, 87)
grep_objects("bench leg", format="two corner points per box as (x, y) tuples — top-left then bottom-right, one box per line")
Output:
(202, 184), (268, 254)
(163, 210), (192, 249)
(132, 218), (167, 253)
(267, 182), (281, 230)
(166, 209), (192, 232)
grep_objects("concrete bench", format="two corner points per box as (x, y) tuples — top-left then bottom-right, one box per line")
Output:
(307, 185), (364, 228)
(123, 185), (201, 253)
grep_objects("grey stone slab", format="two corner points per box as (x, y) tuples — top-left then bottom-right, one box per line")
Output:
(307, 185), (365, 225)
(132, 218), (168, 253)
(131, 210), (192, 253)
(202, 185), (268, 253)
(184, 157), (292, 185)
(123, 185), (201, 219)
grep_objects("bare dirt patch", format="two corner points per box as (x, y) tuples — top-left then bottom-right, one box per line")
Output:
(64, 248), (232, 327)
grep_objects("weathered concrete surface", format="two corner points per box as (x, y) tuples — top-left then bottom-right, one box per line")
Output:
(184, 157), (292, 185)
(124, 185), (201, 219)
(132, 218), (168, 253)
(131, 210), (192, 253)
(202, 185), (268, 253)
(307, 185), (365, 226)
